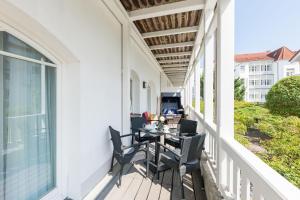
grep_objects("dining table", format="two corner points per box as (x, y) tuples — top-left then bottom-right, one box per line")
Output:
(138, 127), (180, 178)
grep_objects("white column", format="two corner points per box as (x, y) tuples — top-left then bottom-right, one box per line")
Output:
(195, 63), (201, 112)
(216, 0), (235, 187)
(204, 33), (214, 122)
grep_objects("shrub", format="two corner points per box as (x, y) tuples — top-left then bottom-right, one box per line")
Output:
(266, 76), (300, 117)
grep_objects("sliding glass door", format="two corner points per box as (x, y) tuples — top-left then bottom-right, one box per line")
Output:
(0, 32), (56, 200)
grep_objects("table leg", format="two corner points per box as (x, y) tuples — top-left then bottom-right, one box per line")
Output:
(155, 137), (161, 179)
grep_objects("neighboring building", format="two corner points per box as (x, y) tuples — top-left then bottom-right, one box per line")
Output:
(291, 50), (300, 76)
(235, 47), (300, 102)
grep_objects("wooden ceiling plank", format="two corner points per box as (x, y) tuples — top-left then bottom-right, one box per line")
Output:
(129, 0), (205, 21)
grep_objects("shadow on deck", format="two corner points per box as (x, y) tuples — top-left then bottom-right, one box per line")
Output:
(97, 158), (207, 200)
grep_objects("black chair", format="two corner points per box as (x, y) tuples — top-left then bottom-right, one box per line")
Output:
(109, 126), (149, 185)
(164, 119), (198, 148)
(158, 133), (206, 199)
(131, 116), (160, 143)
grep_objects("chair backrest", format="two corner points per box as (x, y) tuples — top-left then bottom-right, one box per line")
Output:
(180, 133), (206, 164)
(179, 119), (197, 136)
(131, 116), (147, 133)
(109, 126), (122, 154)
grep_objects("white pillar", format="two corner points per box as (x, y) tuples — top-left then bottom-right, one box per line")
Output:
(204, 33), (214, 123)
(195, 63), (201, 113)
(216, 0), (235, 187)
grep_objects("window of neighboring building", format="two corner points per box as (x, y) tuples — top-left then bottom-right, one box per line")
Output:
(0, 31), (56, 200)
(266, 79), (272, 85)
(240, 65), (245, 72)
(286, 68), (295, 76)
(267, 64), (272, 71)
(255, 65), (260, 72)
(249, 65), (255, 72)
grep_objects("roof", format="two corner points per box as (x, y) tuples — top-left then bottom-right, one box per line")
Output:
(290, 50), (300, 62)
(235, 47), (297, 63)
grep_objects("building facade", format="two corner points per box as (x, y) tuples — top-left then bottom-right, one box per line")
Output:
(235, 47), (300, 102)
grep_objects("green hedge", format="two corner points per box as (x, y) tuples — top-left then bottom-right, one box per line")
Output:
(266, 76), (300, 117)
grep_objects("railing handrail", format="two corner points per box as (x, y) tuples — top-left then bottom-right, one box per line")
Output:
(221, 137), (300, 200)
(187, 105), (300, 200)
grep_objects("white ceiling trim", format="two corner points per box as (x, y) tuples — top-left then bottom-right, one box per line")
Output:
(142, 26), (198, 38)
(129, 0), (205, 21)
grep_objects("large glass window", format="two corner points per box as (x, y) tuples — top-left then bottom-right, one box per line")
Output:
(0, 32), (56, 200)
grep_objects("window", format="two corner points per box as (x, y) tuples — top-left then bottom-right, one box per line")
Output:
(266, 79), (272, 85)
(286, 68), (295, 76)
(249, 65), (255, 72)
(240, 65), (245, 72)
(267, 64), (272, 71)
(255, 65), (260, 72)
(0, 32), (56, 200)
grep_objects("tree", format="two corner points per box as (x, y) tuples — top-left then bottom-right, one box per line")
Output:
(200, 74), (204, 99)
(234, 78), (245, 101)
(266, 76), (300, 117)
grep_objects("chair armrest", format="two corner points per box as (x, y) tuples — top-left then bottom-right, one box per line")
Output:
(120, 133), (135, 138)
(157, 142), (182, 158)
(122, 141), (149, 150)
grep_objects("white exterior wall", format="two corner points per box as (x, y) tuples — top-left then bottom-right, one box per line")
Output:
(0, 0), (172, 199)
(129, 37), (163, 114)
(235, 59), (300, 102)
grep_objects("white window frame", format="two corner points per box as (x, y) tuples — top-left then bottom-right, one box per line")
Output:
(0, 28), (62, 200)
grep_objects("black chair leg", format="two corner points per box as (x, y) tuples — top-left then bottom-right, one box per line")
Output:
(109, 154), (114, 173)
(119, 164), (124, 186)
(180, 174), (185, 199)
(146, 145), (149, 177)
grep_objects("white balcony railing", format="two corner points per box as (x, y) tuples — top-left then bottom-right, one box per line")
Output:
(187, 106), (300, 200)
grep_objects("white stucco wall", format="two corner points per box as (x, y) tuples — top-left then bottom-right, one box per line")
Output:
(129, 37), (161, 114)
(0, 0), (172, 199)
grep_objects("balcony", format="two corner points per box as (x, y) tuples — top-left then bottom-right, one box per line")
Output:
(0, 0), (299, 200)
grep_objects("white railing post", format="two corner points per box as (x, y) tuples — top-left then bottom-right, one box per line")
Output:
(216, 0), (235, 189)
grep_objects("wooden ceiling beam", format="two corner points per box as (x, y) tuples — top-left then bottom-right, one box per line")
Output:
(155, 51), (193, 58)
(142, 26), (198, 38)
(159, 59), (190, 64)
(150, 41), (194, 50)
(161, 64), (188, 68)
(129, 0), (205, 21)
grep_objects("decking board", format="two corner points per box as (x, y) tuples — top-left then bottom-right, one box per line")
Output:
(100, 161), (206, 200)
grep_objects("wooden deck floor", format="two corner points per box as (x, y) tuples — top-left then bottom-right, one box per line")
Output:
(97, 158), (207, 200)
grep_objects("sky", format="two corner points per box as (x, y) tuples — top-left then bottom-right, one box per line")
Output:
(235, 0), (300, 54)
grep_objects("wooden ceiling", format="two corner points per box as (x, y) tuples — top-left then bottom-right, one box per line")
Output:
(120, 0), (203, 86)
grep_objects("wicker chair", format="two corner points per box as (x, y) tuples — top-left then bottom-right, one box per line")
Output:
(109, 126), (149, 185)
(164, 119), (198, 148)
(131, 116), (160, 143)
(158, 133), (206, 199)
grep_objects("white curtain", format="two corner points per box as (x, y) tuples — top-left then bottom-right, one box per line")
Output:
(0, 32), (56, 200)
